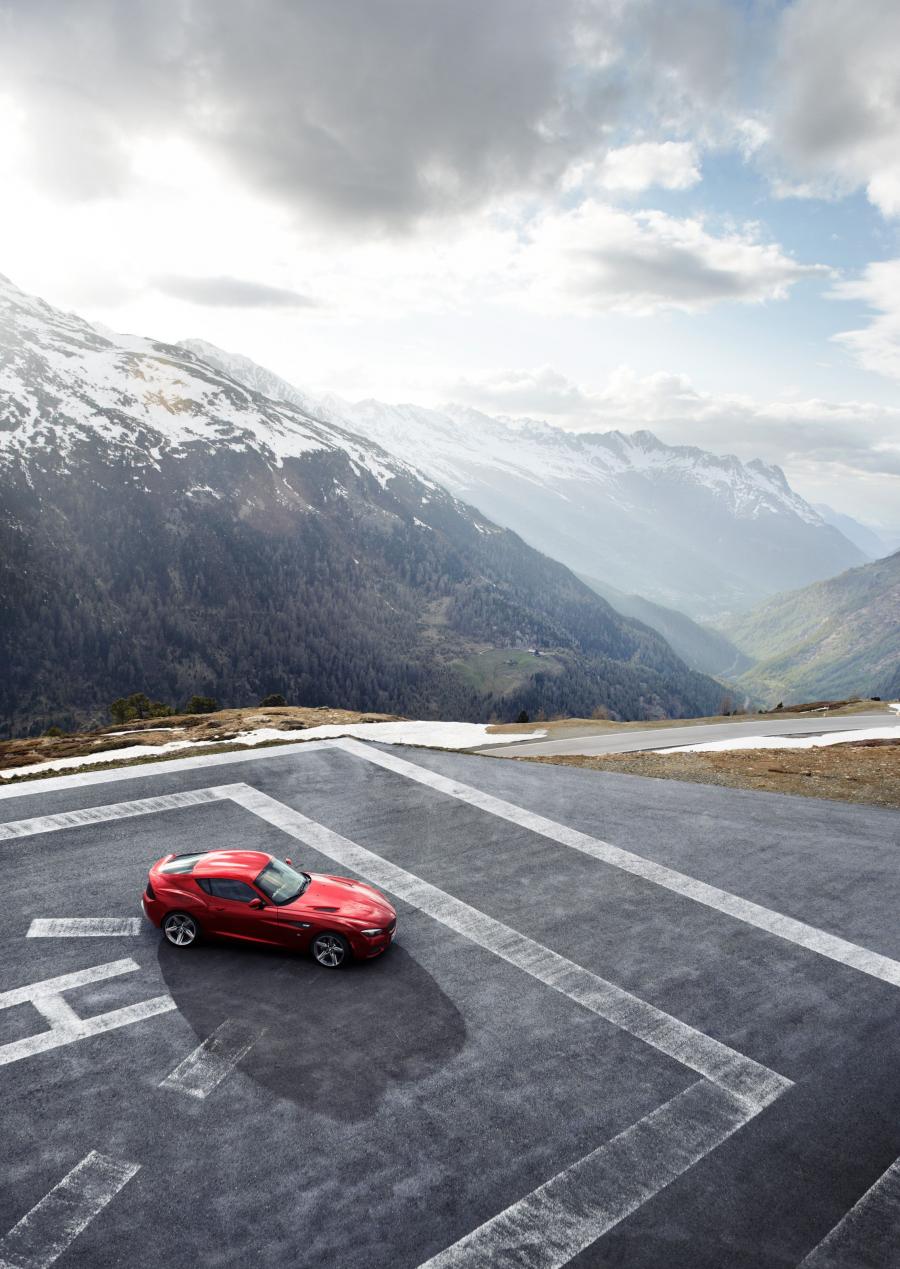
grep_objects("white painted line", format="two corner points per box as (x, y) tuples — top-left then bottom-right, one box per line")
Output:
(229, 784), (790, 1111)
(0, 739), (335, 800)
(4, 744), (897, 994)
(6, 784), (786, 1105)
(335, 739), (900, 990)
(799, 1157), (900, 1267)
(0, 773), (793, 1267)
(417, 1080), (753, 1269)
(26, 918), (142, 938)
(0, 958), (141, 1007)
(0, 996), (178, 1069)
(0, 787), (228, 840)
(159, 1018), (266, 1099)
(0, 959), (177, 1069)
(0, 1149), (139, 1269)
(30, 995), (83, 1030)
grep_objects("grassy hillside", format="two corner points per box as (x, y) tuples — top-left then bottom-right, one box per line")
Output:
(719, 551), (900, 705)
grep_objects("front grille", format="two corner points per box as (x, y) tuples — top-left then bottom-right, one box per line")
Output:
(145, 880), (156, 900)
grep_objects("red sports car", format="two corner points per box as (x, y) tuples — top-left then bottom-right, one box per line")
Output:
(142, 849), (397, 968)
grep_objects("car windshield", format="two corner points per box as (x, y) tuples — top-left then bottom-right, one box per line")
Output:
(254, 858), (309, 905)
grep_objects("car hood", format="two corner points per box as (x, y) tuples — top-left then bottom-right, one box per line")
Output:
(288, 873), (396, 922)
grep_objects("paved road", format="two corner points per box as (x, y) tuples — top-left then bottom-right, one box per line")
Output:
(481, 711), (898, 757)
(1, 738), (899, 1268)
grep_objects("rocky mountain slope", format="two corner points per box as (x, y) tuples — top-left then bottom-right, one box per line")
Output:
(183, 342), (864, 619)
(719, 551), (900, 705)
(0, 275), (724, 736)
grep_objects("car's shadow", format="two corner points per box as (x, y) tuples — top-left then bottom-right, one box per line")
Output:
(157, 937), (466, 1122)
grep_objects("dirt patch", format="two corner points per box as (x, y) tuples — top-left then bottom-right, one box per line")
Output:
(0, 706), (401, 773)
(519, 739), (900, 809)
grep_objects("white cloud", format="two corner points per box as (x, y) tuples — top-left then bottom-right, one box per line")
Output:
(153, 274), (318, 308)
(831, 260), (900, 381)
(773, 0), (900, 217)
(581, 141), (701, 193)
(453, 366), (590, 415)
(0, 116), (821, 330)
(524, 202), (826, 315)
(866, 171), (900, 219)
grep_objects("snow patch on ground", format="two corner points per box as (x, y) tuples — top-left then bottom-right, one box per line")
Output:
(215, 721), (533, 749)
(2, 740), (201, 779)
(656, 724), (900, 754)
(0, 720), (545, 780)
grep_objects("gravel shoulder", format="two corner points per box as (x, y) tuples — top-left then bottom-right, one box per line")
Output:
(518, 738), (900, 809)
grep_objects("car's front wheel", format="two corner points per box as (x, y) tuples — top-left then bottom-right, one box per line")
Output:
(163, 911), (201, 948)
(311, 932), (350, 968)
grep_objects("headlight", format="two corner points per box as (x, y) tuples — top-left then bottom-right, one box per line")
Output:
(360, 928), (384, 937)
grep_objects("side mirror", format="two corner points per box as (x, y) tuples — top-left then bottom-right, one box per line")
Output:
(284, 858), (293, 866)
(248, 897), (265, 909)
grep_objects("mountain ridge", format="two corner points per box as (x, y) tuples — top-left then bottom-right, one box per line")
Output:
(181, 340), (864, 619)
(0, 274), (725, 735)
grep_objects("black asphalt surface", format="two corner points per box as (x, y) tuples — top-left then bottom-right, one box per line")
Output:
(1, 741), (899, 1268)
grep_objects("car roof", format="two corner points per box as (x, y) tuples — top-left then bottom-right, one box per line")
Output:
(190, 850), (273, 881)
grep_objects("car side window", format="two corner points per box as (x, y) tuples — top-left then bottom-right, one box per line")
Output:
(206, 878), (258, 903)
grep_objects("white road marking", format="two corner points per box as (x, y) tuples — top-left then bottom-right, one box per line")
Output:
(418, 1080), (753, 1269)
(30, 995), (83, 1030)
(26, 918), (142, 938)
(0, 780), (789, 1108)
(0, 958), (141, 1006)
(799, 1157), (900, 1267)
(3, 743), (895, 995)
(228, 784), (790, 1111)
(0, 959), (176, 1069)
(0, 787), (227, 840)
(159, 1018), (266, 1099)
(0, 774), (797, 1267)
(0, 1150), (139, 1269)
(334, 739), (900, 990)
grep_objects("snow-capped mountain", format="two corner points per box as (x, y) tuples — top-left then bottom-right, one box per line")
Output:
(180, 341), (864, 619)
(325, 402), (866, 619)
(0, 275), (724, 735)
(0, 276), (415, 489)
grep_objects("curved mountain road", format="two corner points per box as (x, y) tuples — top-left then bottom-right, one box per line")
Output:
(478, 711), (899, 758)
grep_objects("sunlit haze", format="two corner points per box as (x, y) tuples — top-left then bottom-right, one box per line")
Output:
(1, 0), (899, 526)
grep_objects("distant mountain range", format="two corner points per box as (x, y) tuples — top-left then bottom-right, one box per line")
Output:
(0, 275), (725, 736)
(182, 342), (865, 621)
(812, 504), (889, 559)
(719, 550), (900, 705)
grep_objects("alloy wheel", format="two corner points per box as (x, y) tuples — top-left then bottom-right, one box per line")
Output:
(164, 914), (197, 947)
(313, 934), (346, 967)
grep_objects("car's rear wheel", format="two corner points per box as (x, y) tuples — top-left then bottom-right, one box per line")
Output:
(163, 912), (200, 948)
(311, 932), (350, 968)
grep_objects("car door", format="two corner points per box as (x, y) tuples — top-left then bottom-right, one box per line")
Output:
(200, 877), (285, 945)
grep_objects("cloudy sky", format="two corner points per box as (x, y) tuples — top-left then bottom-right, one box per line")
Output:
(1, 0), (899, 527)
